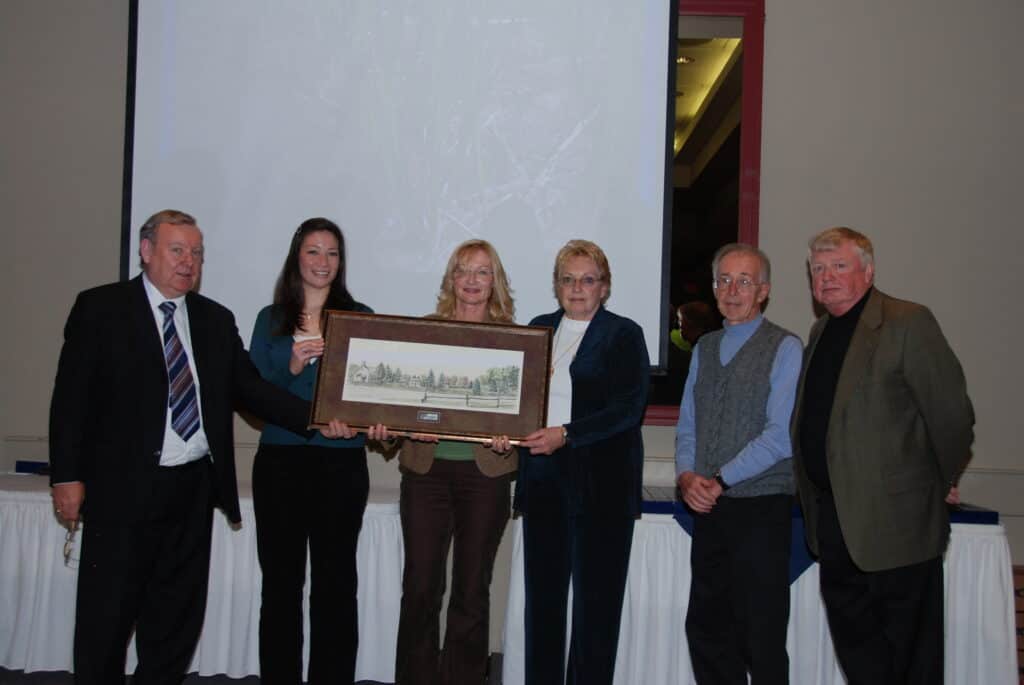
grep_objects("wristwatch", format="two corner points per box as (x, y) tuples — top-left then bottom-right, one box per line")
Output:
(560, 425), (570, 446)
(713, 469), (731, 491)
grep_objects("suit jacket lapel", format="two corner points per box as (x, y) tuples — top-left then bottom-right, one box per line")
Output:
(572, 306), (607, 366)
(131, 276), (168, 376)
(184, 292), (209, 395)
(132, 277), (173, 460)
(828, 289), (884, 435)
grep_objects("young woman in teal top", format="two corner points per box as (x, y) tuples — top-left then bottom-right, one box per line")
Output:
(249, 217), (371, 684)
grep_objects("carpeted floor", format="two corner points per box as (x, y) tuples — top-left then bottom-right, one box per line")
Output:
(0, 655), (504, 685)
(0, 671), (386, 684)
(0, 672), (262, 685)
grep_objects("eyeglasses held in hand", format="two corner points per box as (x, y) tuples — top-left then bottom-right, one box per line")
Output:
(63, 522), (80, 568)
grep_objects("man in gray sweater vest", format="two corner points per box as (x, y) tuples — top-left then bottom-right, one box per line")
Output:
(675, 243), (802, 684)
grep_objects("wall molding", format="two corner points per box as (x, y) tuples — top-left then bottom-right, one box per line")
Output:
(4, 435), (48, 444)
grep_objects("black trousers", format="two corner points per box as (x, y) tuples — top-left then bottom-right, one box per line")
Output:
(394, 459), (511, 685)
(521, 456), (634, 685)
(686, 494), (792, 685)
(252, 443), (369, 685)
(73, 457), (214, 685)
(816, 493), (944, 685)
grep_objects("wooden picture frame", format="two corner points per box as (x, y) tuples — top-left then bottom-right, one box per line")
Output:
(310, 311), (553, 443)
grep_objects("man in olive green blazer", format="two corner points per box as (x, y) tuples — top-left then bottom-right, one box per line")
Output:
(792, 227), (973, 685)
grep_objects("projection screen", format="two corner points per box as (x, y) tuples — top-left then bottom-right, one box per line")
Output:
(127, 0), (673, 365)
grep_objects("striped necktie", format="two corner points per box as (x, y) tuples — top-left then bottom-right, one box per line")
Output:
(159, 301), (200, 441)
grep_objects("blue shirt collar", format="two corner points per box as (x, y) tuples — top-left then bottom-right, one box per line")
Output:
(722, 313), (764, 340)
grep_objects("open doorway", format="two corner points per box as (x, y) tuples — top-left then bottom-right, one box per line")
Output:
(648, 15), (745, 407)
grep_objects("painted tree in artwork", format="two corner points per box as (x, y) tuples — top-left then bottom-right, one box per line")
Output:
(506, 365), (520, 391)
(484, 368), (499, 393)
(474, 365), (520, 394)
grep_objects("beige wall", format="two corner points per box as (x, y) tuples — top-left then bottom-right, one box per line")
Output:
(2, 0), (1020, 643)
(757, 0), (1024, 556)
(1, 0), (128, 467)
(613, 0), (1024, 560)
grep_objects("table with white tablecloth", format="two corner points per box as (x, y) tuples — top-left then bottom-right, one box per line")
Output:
(0, 475), (403, 681)
(501, 508), (1019, 685)
(4, 475), (1018, 684)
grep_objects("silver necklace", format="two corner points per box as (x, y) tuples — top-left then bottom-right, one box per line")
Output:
(550, 325), (586, 376)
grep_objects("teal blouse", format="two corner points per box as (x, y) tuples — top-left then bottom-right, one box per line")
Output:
(249, 303), (372, 448)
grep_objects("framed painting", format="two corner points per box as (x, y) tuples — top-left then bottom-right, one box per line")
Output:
(310, 311), (553, 443)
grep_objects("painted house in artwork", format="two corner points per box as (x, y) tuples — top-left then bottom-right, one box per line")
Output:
(352, 362), (372, 383)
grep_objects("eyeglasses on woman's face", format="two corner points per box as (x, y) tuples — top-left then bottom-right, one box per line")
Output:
(453, 266), (494, 281)
(557, 274), (603, 289)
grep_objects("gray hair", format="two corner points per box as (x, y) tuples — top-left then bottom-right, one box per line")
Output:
(139, 209), (197, 245)
(711, 243), (771, 284)
(807, 226), (874, 269)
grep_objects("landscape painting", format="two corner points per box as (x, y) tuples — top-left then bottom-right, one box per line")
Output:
(342, 338), (524, 415)
(310, 310), (551, 441)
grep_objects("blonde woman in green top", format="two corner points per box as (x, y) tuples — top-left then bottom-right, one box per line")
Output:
(369, 239), (515, 685)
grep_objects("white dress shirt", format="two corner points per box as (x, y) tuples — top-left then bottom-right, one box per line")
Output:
(142, 274), (210, 466)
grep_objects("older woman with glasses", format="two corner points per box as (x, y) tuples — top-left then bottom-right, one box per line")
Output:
(368, 239), (517, 685)
(514, 239), (649, 685)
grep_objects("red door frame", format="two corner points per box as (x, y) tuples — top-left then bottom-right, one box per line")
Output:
(680, 0), (766, 247)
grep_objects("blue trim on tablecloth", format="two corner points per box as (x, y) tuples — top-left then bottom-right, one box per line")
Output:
(664, 500), (814, 583)
(949, 504), (999, 525)
(641, 500), (676, 515)
(640, 496), (998, 584)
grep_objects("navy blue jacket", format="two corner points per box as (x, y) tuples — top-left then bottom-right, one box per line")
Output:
(514, 306), (649, 519)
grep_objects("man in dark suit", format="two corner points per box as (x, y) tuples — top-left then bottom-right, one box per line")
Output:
(792, 227), (974, 685)
(49, 209), (341, 684)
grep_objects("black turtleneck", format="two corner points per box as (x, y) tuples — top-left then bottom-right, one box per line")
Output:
(799, 288), (873, 492)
